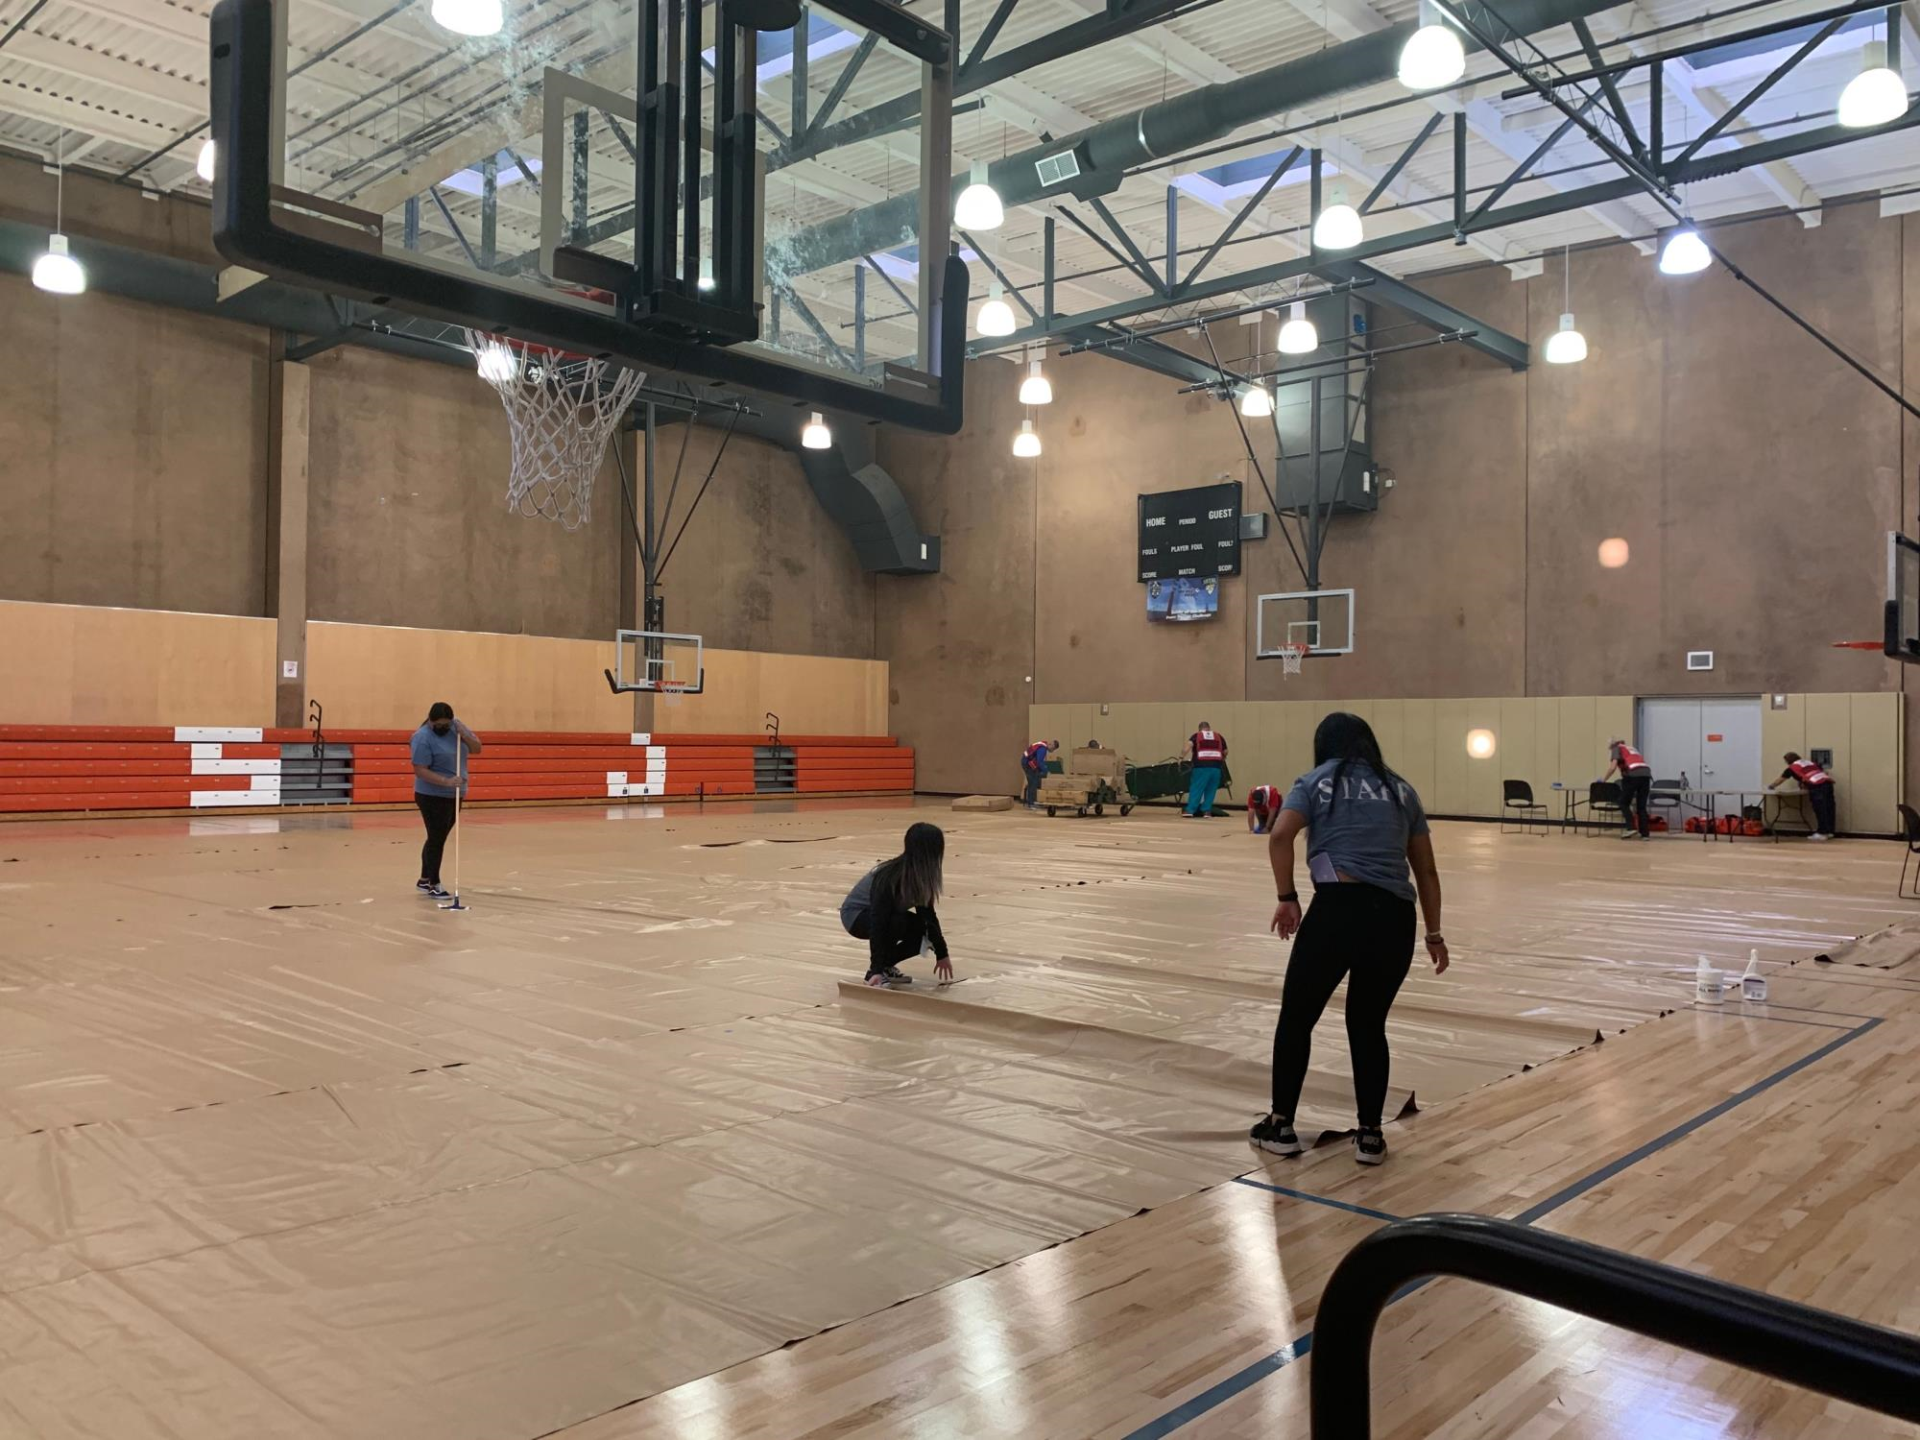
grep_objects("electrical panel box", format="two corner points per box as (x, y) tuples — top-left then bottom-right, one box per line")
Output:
(1271, 292), (1375, 516)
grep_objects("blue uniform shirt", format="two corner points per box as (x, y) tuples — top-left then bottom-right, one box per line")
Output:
(411, 723), (469, 797)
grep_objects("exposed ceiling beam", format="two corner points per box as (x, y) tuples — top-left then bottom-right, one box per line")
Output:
(0, 80), (181, 151)
(0, 33), (207, 113)
(1602, 5), (1822, 227)
(1272, 0), (1659, 254)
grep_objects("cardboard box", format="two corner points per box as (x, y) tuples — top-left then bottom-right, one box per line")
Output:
(1068, 747), (1127, 782)
(952, 795), (1013, 812)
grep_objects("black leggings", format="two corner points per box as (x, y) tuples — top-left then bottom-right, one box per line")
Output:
(1619, 774), (1652, 836)
(851, 910), (926, 974)
(416, 793), (457, 884)
(1809, 782), (1836, 835)
(1270, 883), (1416, 1128)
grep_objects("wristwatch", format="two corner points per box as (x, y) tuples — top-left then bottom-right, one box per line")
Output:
(1425, 933), (1446, 944)
(1276, 891), (1299, 903)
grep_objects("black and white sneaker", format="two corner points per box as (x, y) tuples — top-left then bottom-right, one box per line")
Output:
(416, 879), (436, 894)
(1354, 1127), (1388, 1166)
(1249, 1114), (1304, 1156)
(422, 883), (451, 900)
(879, 966), (913, 986)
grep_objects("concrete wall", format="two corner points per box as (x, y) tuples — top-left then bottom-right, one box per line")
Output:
(881, 204), (1918, 796)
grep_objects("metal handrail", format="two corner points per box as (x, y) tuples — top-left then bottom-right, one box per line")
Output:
(1312, 1213), (1920, 1438)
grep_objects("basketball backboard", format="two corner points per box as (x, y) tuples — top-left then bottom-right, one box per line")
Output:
(1256, 588), (1355, 658)
(605, 630), (705, 694)
(208, 0), (964, 431)
(1887, 532), (1920, 661)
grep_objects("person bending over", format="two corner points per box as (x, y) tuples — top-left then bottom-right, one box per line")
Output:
(1020, 739), (1060, 809)
(1251, 712), (1448, 1168)
(1247, 783), (1282, 835)
(1600, 737), (1654, 841)
(841, 822), (955, 987)
(1184, 720), (1228, 818)
(1772, 751), (1836, 841)
(411, 702), (481, 898)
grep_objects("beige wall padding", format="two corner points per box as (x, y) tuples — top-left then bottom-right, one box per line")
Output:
(0, 599), (275, 726)
(651, 648), (889, 736)
(1039, 694), (1901, 829)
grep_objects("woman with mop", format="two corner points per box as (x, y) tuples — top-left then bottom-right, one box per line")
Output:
(410, 701), (482, 901)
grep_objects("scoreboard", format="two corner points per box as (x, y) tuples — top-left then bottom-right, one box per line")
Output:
(1138, 482), (1241, 582)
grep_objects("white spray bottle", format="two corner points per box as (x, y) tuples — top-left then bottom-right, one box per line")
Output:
(1741, 950), (1768, 1002)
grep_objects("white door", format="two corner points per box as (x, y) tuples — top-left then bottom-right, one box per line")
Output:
(1637, 699), (1704, 785)
(1700, 698), (1764, 790)
(1635, 698), (1763, 789)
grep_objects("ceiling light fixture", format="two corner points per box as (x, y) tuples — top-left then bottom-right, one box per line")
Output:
(801, 412), (832, 449)
(697, 257), (716, 292)
(975, 279), (1016, 337)
(196, 137), (217, 183)
(1657, 224), (1711, 276)
(431, 0), (504, 38)
(1838, 39), (1908, 128)
(32, 136), (85, 296)
(1312, 185), (1363, 249)
(1238, 383), (1274, 417)
(1542, 245), (1587, 364)
(1398, 0), (1466, 91)
(1012, 418), (1041, 457)
(1277, 299), (1318, 355)
(1018, 356), (1052, 405)
(954, 161), (1004, 232)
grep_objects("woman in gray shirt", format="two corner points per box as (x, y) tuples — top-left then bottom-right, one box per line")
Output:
(1249, 712), (1448, 1167)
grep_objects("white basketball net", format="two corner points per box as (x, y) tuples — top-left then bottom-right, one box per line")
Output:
(465, 329), (647, 530)
(1281, 644), (1308, 677)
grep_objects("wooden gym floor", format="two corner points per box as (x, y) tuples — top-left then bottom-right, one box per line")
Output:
(0, 799), (1914, 1438)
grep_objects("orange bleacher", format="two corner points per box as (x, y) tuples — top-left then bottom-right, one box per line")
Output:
(0, 725), (915, 818)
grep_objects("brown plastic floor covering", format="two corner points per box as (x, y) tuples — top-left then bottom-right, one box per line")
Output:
(0, 802), (1904, 1439)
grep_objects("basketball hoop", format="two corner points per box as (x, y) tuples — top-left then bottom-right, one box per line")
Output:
(1280, 643), (1309, 677)
(465, 329), (647, 531)
(1832, 640), (1885, 651)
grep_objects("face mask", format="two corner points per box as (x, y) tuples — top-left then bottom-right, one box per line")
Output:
(433, 722), (451, 734)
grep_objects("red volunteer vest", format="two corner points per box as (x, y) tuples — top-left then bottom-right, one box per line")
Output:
(1192, 729), (1225, 764)
(1789, 759), (1831, 787)
(1615, 743), (1650, 773)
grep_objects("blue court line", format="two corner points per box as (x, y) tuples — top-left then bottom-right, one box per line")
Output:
(1231, 1175), (1402, 1223)
(1123, 1016), (1884, 1439)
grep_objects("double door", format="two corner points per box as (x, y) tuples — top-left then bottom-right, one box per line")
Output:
(1635, 698), (1763, 790)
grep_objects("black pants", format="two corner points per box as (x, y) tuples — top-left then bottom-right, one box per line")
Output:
(1619, 774), (1652, 836)
(850, 910), (927, 974)
(1809, 782), (1836, 836)
(1023, 768), (1042, 806)
(416, 793), (457, 884)
(1270, 883), (1416, 1128)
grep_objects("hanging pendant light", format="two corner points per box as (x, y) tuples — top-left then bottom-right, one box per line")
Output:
(1012, 419), (1042, 458)
(32, 137), (86, 296)
(1838, 39), (1908, 127)
(1398, 0), (1465, 91)
(1657, 224), (1711, 276)
(954, 161), (1004, 232)
(1542, 246), (1587, 364)
(1312, 186), (1363, 250)
(33, 233), (85, 295)
(975, 279), (1016, 337)
(1277, 300), (1317, 355)
(801, 412), (832, 449)
(432, 0), (503, 35)
(696, 257), (716, 292)
(1018, 357), (1052, 405)
(196, 138), (217, 183)
(1238, 383), (1274, 417)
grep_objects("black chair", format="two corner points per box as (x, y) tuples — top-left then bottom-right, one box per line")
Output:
(1576, 780), (1625, 836)
(1501, 780), (1548, 836)
(1899, 804), (1920, 898)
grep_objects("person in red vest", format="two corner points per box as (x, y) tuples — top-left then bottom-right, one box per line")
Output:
(1020, 738), (1060, 809)
(1247, 783), (1282, 834)
(1600, 738), (1654, 840)
(1184, 721), (1228, 818)
(1772, 752), (1836, 841)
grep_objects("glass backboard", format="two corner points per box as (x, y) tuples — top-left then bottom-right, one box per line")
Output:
(209, 0), (963, 430)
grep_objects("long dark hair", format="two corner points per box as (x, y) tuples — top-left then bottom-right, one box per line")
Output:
(1313, 712), (1405, 816)
(877, 822), (945, 909)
